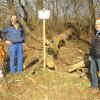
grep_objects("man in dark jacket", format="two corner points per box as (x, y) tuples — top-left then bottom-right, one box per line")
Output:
(3, 14), (25, 74)
(89, 18), (100, 92)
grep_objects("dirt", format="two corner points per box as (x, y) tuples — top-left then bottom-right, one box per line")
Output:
(0, 34), (100, 100)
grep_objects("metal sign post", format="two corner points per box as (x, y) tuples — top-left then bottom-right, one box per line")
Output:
(38, 9), (50, 69)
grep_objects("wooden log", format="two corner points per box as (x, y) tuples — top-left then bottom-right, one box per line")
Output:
(32, 58), (43, 74)
(67, 59), (89, 73)
(46, 53), (56, 69)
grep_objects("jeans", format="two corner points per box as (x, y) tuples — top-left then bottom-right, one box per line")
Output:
(8, 43), (23, 73)
(90, 57), (100, 88)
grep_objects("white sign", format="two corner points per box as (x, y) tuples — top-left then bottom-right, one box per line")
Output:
(38, 10), (50, 19)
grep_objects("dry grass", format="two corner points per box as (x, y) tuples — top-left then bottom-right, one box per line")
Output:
(0, 69), (100, 100)
(0, 31), (99, 100)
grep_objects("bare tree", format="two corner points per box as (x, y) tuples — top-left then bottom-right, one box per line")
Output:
(18, 0), (29, 22)
(87, 0), (95, 34)
(7, 0), (15, 14)
(0, 0), (99, 37)
(36, 0), (43, 18)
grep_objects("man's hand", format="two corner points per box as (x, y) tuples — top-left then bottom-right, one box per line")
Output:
(89, 56), (92, 61)
(6, 40), (12, 45)
(23, 43), (26, 47)
(23, 43), (27, 50)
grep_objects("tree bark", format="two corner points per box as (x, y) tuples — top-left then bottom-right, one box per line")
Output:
(36, 0), (43, 18)
(87, 0), (95, 35)
(7, 0), (15, 14)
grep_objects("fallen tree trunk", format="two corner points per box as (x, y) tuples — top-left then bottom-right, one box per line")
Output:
(32, 53), (56, 74)
(67, 59), (90, 73)
(32, 58), (43, 74)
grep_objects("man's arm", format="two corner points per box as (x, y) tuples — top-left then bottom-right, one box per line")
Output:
(1, 27), (8, 40)
(0, 30), (3, 41)
(21, 25), (26, 43)
(1, 28), (12, 45)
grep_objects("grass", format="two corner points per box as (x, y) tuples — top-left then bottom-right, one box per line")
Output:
(0, 68), (100, 100)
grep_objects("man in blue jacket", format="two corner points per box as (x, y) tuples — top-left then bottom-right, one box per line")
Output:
(3, 14), (25, 74)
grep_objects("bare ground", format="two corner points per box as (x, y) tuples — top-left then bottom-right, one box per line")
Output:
(0, 35), (100, 100)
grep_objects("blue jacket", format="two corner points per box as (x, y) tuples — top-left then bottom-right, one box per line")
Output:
(3, 23), (25, 43)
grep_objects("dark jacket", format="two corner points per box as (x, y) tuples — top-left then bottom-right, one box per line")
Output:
(2, 23), (25, 43)
(91, 30), (100, 58)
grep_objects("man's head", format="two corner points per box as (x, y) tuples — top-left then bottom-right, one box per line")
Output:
(10, 14), (18, 24)
(95, 18), (100, 31)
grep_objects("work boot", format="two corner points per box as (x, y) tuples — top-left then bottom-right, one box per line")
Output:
(88, 87), (99, 94)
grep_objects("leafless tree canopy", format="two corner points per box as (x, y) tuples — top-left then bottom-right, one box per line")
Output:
(0, 0), (100, 37)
